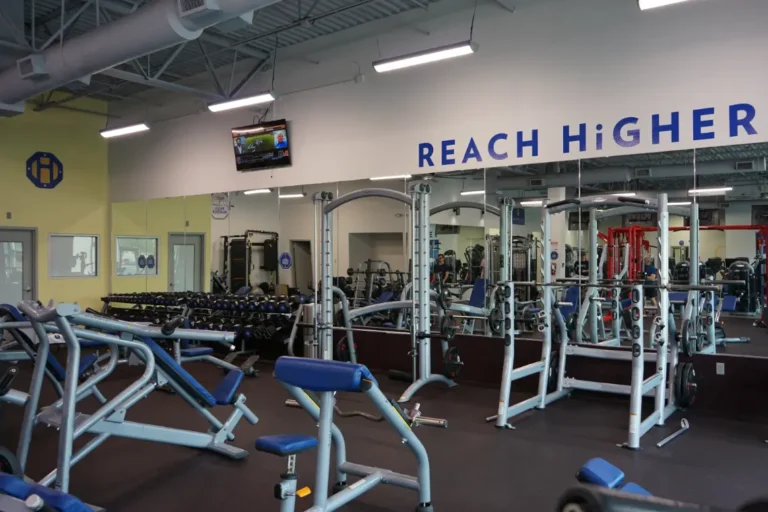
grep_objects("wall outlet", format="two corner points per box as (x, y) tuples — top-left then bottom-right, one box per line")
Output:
(185, 220), (190, 227)
(716, 362), (725, 375)
(5, 212), (10, 219)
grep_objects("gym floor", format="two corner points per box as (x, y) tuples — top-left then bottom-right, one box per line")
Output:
(3, 361), (768, 511)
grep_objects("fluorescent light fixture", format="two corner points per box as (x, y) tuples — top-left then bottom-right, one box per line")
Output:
(668, 201), (692, 206)
(208, 92), (275, 113)
(244, 188), (272, 195)
(638, 0), (693, 10)
(278, 193), (307, 199)
(373, 40), (477, 73)
(611, 192), (637, 197)
(370, 174), (412, 181)
(520, 200), (543, 207)
(688, 187), (733, 196)
(460, 190), (485, 196)
(100, 123), (149, 138)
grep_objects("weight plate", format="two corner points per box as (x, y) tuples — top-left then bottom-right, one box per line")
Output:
(489, 308), (503, 335)
(675, 363), (684, 407)
(0, 447), (21, 477)
(442, 346), (463, 379)
(336, 337), (354, 362)
(547, 355), (558, 393)
(678, 363), (697, 408)
(680, 319), (695, 357)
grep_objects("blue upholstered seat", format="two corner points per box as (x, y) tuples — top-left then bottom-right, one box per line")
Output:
(274, 356), (377, 392)
(180, 347), (214, 357)
(0, 473), (91, 512)
(142, 337), (244, 408)
(255, 434), (318, 457)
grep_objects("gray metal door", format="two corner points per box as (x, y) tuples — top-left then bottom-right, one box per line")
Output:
(0, 229), (35, 304)
(168, 234), (203, 292)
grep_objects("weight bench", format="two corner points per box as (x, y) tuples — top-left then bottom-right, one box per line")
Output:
(171, 318), (258, 377)
(713, 295), (750, 345)
(0, 473), (93, 512)
(0, 305), (104, 401)
(260, 356), (434, 512)
(577, 458), (651, 497)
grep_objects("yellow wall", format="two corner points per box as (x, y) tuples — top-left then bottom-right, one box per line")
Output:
(0, 99), (109, 308)
(110, 195), (211, 293)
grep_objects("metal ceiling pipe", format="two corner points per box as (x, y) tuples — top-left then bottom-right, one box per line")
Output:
(0, 0), (280, 104)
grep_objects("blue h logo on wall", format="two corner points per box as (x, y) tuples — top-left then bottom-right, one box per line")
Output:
(26, 152), (63, 189)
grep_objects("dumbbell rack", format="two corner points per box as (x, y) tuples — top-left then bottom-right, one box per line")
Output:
(101, 292), (310, 366)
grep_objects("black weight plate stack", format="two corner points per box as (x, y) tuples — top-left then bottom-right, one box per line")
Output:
(674, 363), (684, 407)
(442, 346), (462, 379)
(678, 363), (697, 408)
(547, 355), (559, 393)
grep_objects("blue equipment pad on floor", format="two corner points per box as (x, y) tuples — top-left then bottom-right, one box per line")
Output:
(0, 473), (92, 512)
(142, 337), (217, 407)
(577, 458), (624, 488)
(212, 370), (244, 405)
(255, 434), (318, 456)
(621, 482), (652, 496)
(620, 298), (632, 309)
(274, 357), (377, 392)
(181, 347), (214, 357)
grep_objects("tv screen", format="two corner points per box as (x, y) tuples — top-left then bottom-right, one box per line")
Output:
(231, 119), (291, 171)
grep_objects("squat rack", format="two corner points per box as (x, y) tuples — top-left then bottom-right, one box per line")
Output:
(492, 193), (695, 449)
(314, 184), (456, 401)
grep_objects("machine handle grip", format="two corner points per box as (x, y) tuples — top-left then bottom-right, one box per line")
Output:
(161, 316), (185, 336)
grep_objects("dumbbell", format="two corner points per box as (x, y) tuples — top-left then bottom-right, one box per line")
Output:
(277, 301), (290, 314)
(265, 301), (276, 313)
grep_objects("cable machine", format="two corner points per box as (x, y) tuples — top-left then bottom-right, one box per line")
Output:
(220, 230), (279, 292)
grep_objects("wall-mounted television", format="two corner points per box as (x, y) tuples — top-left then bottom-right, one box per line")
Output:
(231, 119), (291, 171)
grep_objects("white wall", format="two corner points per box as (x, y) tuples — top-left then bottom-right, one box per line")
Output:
(109, 0), (768, 202)
(348, 233), (405, 270)
(725, 203), (755, 260)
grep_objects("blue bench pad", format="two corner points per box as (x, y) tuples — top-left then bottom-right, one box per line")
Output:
(621, 482), (652, 496)
(722, 295), (738, 312)
(577, 458), (624, 489)
(255, 434), (318, 456)
(181, 347), (214, 357)
(669, 292), (688, 303)
(142, 337), (217, 407)
(0, 473), (92, 512)
(212, 370), (244, 405)
(77, 354), (98, 378)
(275, 357), (377, 392)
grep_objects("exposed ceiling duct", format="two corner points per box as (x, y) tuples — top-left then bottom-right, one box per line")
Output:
(0, 0), (281, 112)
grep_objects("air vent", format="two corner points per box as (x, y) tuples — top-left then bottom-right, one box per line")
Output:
(634, 168), (652, 178)
(17, 55), (47, 81)
(734, 161), (754, 171)
(178, 0), (220, 17)
(720, 202), (731, 208)
(529, 178), (546, 187)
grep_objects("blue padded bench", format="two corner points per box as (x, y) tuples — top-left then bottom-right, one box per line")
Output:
(274, 356), (377, 392)
(142, 337), (243, 407)
(620, 298), (632, 309)
(180, 347), (215, 357)
(721, 295), (738, 312)
(577, 458), (651, 497)
(372, 291), (395, 304)
(0, 473), (91, 512)
(468, 279), (486, 309)
(559, 287), (580, 318)
(669, 292), (688, 304)
(0, 304), (99, 382)
(256, 434), (318, 457)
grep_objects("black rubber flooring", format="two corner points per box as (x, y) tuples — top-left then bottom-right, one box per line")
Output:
(2, 362), (768, 511)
